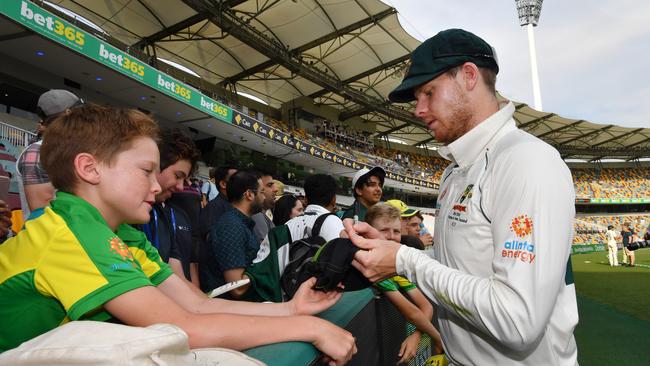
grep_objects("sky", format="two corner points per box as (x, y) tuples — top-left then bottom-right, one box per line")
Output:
(383, 0), (650, 129)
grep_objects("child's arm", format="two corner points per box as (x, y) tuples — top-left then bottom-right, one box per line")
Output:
(404, 287), (443, 354)
(384, 290), (439, 338)
(104, 285), (356, 365)
(158, 274), (341, 317)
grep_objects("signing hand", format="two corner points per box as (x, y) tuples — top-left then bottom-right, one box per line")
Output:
(344, 220), (401, 283)
(290, 277), (342, 316)
(342, 219), (384, 240)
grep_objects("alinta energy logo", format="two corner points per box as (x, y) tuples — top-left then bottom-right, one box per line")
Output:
(510, 214), (533, 238)
(501, 214), (536, 264)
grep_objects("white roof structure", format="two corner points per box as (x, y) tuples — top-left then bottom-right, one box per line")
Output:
(36, 0), (650, 160)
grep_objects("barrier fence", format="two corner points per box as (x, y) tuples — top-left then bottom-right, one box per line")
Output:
(0, 121), (35, 148)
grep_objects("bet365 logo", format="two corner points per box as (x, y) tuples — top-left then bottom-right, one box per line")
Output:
(20, 1), (85, 46)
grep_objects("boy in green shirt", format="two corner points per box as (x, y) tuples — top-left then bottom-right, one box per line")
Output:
(0, 104), (355, 365)
(365, 203), (443, 364)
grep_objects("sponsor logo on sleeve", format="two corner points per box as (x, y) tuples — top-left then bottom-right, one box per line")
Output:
(109, 237), (137, 265)
(502, 215), (535, 263)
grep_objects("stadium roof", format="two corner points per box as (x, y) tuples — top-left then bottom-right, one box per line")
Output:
(38, 0), (650, 160)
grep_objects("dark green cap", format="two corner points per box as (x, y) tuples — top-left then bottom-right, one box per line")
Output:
(388, 29), (499, 103)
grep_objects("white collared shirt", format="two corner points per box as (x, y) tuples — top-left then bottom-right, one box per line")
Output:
(397, 102), (578, 365)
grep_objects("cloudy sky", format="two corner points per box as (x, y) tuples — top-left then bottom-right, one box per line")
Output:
(383, 0), (650, 129)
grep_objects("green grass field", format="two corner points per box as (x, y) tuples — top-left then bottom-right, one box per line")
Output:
(572, 248), (650, 365)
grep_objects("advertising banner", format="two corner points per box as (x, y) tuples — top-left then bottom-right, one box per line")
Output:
(588, 198), (650, 204)
(0, 0), (232, 123)
(571, 244), (606, 254)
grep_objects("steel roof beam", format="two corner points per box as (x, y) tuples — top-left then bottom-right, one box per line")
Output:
(536, 120), (584, 139)
(590, 128), (644, 148)
(310, 54), (410, 98)
(132, 12), (209, 49)
(183, 0), (421, 125)
(221, 7), (396, 86)
(559, 125), (613, 145)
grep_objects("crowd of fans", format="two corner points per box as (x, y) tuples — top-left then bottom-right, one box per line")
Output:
(0, 90), (447, 364)
(573, 168), (650, 199)
(573, 214), (650, 245)
(223, 100), (650, 195)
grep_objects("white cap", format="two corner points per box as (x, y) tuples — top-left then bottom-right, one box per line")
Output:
(352, 166), (386, 188)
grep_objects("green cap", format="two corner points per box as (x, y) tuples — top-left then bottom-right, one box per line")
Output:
(388, 29), (499, 103)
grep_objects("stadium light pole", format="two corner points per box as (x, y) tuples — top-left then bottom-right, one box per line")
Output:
(516, 0), (544, 111)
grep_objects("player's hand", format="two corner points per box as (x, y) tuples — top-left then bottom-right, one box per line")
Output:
(290, 277), (342, 316)
(0, 200), (12, 238)
(345, 222), (400, 283)
(343, 219), (384, 240)
(398, 332), (420, 364)
(312, 320), (357, 366)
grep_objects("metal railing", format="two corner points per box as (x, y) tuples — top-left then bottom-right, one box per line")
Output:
(0, 121), (37, 148)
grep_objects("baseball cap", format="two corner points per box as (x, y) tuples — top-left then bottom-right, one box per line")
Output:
(352, 166), (386, 189)
(388, 29), (499, 103)
(386, 199), (419, 218)
(36, 89), (83, 120)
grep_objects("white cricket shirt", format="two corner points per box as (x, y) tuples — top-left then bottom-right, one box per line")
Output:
(396, 102), (578, 365)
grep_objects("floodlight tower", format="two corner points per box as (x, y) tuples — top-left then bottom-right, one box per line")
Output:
(516, 0), (544, 111)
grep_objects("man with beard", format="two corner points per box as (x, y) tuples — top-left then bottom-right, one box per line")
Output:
(347, 29), (578, 365)
(251, 170), (278, 243)
(201, 169), (265, 297)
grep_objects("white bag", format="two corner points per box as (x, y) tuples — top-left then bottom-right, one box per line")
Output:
(0, 321), (266, 366)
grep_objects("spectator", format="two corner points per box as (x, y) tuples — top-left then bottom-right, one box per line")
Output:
(136, 129), (201, 286)
(273, 179), (285, 198)
(201, 168), (218, 207)
(201, 164), (238, 239)
(273, 194), (304, 226)
(365, 203), (443, 363)
(16, 89), (83, 219)
(169, 181), (203, 288)
(407, 212), (433, 247)
(243, 174), (346, 301)
(202, 169), (264, 296)
(0, 104), (355, 364)
(337, 167), (385, 221)
(386, 199), (433, 247)
(251, 170), (278, 243)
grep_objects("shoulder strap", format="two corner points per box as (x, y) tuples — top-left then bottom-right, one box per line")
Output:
(311, 213), (335, 238)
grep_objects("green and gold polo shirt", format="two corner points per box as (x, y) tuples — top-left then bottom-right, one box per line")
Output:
(0, 192), (173, 352)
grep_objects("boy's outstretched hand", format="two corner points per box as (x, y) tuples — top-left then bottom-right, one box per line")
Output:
(343, 219), (401, 283)
(290, 277), (342, 315)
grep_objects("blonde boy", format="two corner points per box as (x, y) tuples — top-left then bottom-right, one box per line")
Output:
(0, 104), (355, 365)
(365, 203), (443, 363)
